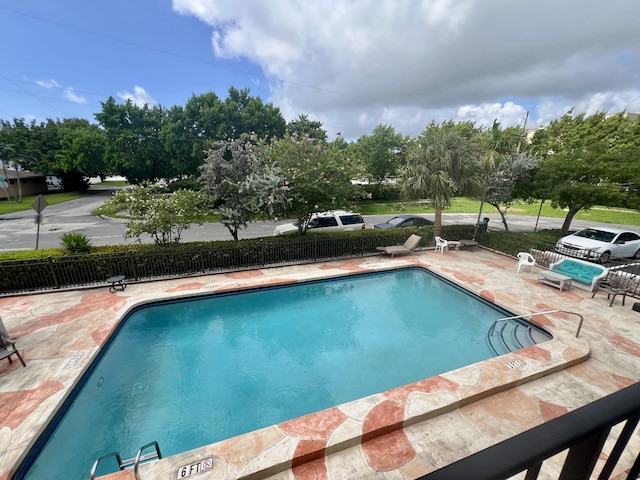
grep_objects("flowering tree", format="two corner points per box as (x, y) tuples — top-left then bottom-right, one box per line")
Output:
(199, 135), (288, 241)
(111, 183), (207, 244)
(264, 133), (363, 234)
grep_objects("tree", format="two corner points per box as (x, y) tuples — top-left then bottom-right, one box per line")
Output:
(110, 183), (207, 244)
(219, 87), (286, 140)
(163, 92), (225, 179)
(95, 97), (173, 183)
(475, 120), (527, 232)
(56, 119), (108, 191)
(199, 135), (288, 241)
(0, 119), (33, 170)
(400, 121), (481, 236)
(265, 133), (364, 234)
(286, 114), (327, 141)
(353, 124), (408, 187)
(530, 112), (629, 234)
(485, 152), (541, 231)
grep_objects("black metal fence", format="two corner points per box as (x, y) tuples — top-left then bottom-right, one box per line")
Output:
(0, 225), (475, 294)
(3, 224), (639, 297)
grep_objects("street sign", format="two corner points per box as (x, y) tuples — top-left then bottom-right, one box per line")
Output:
(31, 194), (48, 214)
(31, 194), (49, 250)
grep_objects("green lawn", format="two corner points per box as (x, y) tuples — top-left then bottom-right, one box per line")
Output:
(98, 180), (129, 186)
(355, 199), (640, 227)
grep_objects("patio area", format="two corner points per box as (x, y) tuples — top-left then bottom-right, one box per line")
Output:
(0, 247), (638, 480)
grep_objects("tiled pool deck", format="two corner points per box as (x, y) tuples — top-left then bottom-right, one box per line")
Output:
(0, 248), (638, 480)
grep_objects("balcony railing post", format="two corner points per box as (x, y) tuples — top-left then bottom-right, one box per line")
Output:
(558, 428), (609, 480)
(597, 413), (640, 480)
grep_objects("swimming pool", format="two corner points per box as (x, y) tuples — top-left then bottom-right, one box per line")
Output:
(18, 267), (550, 479)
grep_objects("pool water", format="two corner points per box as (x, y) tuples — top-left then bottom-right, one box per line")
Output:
(20, 268), (549, 479)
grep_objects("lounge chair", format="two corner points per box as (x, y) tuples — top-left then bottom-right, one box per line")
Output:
(377, 234), (422, 258)
(434, 236), (448, 254)
(591, 274), (637, 307)
(0, 333), (26, 368)
(516, 252), (536, 273)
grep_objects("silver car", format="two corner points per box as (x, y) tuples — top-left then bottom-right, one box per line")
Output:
(274, 210), (365, 235)
(555, 227), (640, 263)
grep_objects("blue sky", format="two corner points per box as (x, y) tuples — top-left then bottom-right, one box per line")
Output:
(2, 0), (640, 141)
(0, 1), (269, 123)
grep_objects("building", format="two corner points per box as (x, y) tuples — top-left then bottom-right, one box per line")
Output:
(0, 170), (49, 200)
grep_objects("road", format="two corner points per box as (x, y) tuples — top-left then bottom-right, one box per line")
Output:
(0, 189), (638, 252)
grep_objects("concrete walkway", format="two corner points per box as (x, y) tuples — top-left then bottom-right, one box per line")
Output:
(0, 248), (638, 479)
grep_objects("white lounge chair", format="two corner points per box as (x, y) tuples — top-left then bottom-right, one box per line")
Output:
(377, 234), (422, 258)
(516, 252), (536, 273)
(434, 236), (448, 254)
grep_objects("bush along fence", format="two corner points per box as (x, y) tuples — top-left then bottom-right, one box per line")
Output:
(0, 225), (475, 294)
(3, 223), (638, 297)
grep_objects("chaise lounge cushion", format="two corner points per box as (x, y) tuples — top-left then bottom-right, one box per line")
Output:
(377, 234), (422, 258)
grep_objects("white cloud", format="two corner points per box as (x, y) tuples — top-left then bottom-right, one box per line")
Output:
(457, 102), (528, 129)
(117, 86), (157, 108)
(35, 79), (62, 89)
(35, 79), (89, 105)
(63, 88), (87, 104)
(173, 0), (640, 139)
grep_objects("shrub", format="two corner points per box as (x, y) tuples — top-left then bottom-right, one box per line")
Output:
(167, 178), (202, 192)
(60, 232), (93, 254)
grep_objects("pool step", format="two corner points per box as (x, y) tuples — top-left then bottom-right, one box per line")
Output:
(89, 441), (162, 480)
(486, 320), (543, 356)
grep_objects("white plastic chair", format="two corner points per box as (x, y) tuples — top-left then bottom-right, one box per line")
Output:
(516, 252), (536, 273)
(434, 236), (448, 254)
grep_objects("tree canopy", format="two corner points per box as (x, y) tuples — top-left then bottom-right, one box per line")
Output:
(353, 124), (408, 186)
(264, 133), (364, 234)
(529, 111), (633, 234)
(199, 135), (287, 241)
(285, 114), (327, 142)
(0, 87), (287, 189)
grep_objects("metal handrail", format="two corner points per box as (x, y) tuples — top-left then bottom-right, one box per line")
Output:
(488, 309), (585, 338)
(89, 452), (123, 480)
(133, 441), (162, 480)
(89, 441), (161, 480)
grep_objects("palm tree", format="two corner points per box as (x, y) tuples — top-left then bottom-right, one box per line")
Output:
(400, 121), (481, 237)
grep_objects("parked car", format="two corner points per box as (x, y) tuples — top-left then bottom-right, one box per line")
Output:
(274, 210), (366, 235)
(373, 214), (434, 229)
(555, 227), (640, 263)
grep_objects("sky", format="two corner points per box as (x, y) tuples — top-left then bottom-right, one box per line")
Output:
(2, 0), (640, 141)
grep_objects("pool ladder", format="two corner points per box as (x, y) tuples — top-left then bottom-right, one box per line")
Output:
(89, 441), (162, 480)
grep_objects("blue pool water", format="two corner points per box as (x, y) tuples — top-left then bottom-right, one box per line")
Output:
(20, 268), (549, 479)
